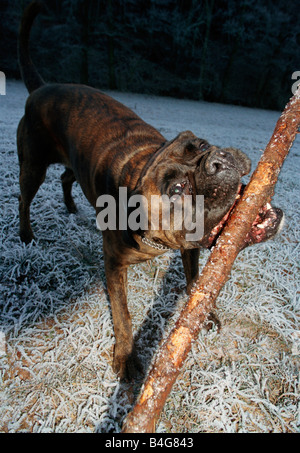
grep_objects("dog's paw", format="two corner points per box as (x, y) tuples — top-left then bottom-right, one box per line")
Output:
(66, 200), (77, 214)
(203, 311), (221, 333)
(20, 229), (35, 245)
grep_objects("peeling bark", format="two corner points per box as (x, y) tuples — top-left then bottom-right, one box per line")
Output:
(122, 87), (300, 433)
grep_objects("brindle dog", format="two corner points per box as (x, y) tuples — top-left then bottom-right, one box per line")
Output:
(17, 2), (283, 379)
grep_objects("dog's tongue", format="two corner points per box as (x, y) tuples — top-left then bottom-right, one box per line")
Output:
(243, 204), (284, 246)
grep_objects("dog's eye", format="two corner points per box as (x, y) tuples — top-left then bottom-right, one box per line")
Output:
(199, 142), (209, 152)
(170, 182), (185, 200)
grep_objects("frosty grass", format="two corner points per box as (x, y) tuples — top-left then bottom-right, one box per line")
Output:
(0, 81), (299, 432)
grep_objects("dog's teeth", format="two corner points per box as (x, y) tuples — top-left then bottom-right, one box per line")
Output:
(257, 224), (265, 229)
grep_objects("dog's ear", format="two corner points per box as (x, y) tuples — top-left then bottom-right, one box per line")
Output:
(164, 131), (211, 164)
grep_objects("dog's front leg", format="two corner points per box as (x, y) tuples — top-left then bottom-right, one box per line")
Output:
(180, 248), (221, 331)
(103, 242), (142, 380)
(180, 248), (200, 294)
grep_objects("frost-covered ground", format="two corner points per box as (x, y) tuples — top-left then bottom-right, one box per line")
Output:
(0, 80), (299, 433)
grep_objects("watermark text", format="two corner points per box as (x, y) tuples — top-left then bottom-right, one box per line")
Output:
(0, 71), (6, 95)
(96, 187), (204, 241)
(291, 71), (300, 95)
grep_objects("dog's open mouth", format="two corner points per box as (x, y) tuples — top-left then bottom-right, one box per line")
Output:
(207, 184), (284, 247)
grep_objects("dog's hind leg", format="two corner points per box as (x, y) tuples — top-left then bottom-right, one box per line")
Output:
(17, 120), (48, 244)
(61, 168), (77, 213)
(18, 160), (47, 244)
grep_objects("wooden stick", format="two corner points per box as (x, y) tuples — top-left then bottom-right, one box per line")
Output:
(122, 87), (300, 433)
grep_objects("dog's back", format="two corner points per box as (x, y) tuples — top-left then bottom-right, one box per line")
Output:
(17, 1), (166, 242)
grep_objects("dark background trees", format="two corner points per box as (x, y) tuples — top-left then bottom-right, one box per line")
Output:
(1, 0), (299, 110)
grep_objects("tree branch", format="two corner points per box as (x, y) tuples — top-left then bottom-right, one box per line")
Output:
(122, 87), (300, 433)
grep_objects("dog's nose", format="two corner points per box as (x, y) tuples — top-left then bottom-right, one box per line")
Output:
(204, 149), (235, 175)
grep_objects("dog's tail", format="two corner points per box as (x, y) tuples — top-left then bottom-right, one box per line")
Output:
(18, 1), (45, 93)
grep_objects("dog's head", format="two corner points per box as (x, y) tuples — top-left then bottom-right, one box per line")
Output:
(131, 131), (251, 249)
